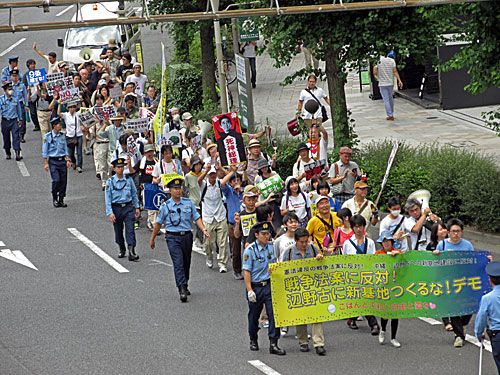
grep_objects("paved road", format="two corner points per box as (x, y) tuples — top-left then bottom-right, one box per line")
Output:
(1, 4), (500, 375)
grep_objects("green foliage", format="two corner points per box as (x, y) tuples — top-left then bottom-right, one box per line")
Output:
(261, 135), (301, 180)
(483, 109), (500, 137)
(166, 67), (203, 112)
(146, 63), (162, 93)
(440, 2), (500, 94)
(356, 140), (500, 233)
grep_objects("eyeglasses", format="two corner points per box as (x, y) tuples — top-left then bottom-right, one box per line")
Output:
(449, 230), (462, 234)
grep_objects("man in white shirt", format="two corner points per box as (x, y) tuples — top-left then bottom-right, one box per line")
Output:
(297, 74), (330, 127)
(373, 51), (403, 121)
(240, 40), (257, 88)
(342, 181), (379, 229)
(33, 42), (59, 74)
(403, 197), (440, 250)
(199, 165), (229, 273)
(293, 142), (318, 190)
(125, 63), (148, 97)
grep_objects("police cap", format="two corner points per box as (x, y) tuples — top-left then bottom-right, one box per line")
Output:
(167, 177), (184, 189)
(485, 262), (500, 277)
(10, 69), (19, 76)
(2, 82), (12, 90)
(50, 116), (62, 125)
(111, 157), (126, 167)
(8, 56), (19, 62)
(254, 221), (272, 234)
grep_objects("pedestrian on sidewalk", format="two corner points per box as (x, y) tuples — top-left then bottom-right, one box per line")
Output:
(240, 40), (257, 88)
(373, 51), (403, 121)
(297, 74), (330, 128)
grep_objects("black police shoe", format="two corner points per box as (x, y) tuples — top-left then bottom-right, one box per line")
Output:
(371, 325), (380, 336)
(53, 198), (62, 208)
(250, 336), (259, 351)
(58, 196), (67, 208)
(269, 339), (286, 355)
(15, 150), (22, 161)
(128, 245), (139, 261)
(316, 346), (326, 356)
(6, 153), (11, 160)
(179, 285), (188, 303)
(118, 245), (126, 258)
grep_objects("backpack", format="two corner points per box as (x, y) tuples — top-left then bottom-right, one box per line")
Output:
(200, 180), (227, 215)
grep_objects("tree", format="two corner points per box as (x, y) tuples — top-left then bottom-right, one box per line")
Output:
(147, 0), (218, 104)
(440, 2), (500, 135)
(257, 3), (443, 149)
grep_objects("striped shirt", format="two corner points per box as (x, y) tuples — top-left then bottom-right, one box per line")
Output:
(376, 57), (396, 86)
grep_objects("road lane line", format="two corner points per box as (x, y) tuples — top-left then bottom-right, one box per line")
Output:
(0, 38), (27, 57)
(248, 360), (282, 375)
(67, 228), (129, 273)
(418, 317), (442, 325)
(56, 4), (74, 17)
(16, 161), (30, 176)
(465, 334), (492, 353)
(0, 241), (5, 246)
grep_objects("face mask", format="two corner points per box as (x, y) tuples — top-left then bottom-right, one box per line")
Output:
(7, 89), (13, 95)
(390, 209), (400, 217)
(173, 114), (180, 122)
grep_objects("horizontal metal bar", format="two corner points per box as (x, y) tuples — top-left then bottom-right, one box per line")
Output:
(0, 0), (117, 9)
(0, 0), (492, 33)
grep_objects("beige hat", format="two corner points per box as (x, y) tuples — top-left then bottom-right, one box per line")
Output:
(108, 38), (117, 48)
(182, 112), (193, 120)
(243, 185), (259, 197)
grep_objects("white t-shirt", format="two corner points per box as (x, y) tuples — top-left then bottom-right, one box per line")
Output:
(275, 234), (297, 262)
(403, 216), (431, 251)
(292, 158), (316, 180)
(280, 192), (311, 222)
(125, 74), (148, 96)
(376, 57), (396, 87)
(44, 55), (60, 74)
(61, 112), (82, 137)
(299, 87), (327, 119)
(153, 160), (181, 190)
(379, 214), (409, 252)
(342, 234), (376, 255)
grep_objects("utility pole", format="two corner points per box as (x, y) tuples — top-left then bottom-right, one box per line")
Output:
(211, 0), (228, 113)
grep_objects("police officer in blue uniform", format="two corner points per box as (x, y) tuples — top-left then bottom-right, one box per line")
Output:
(243, 221), (286, 355)
(105, 157), (141, 261)
(475, 261), (500, 374)
(42, 116), (71, 207)
(1, 56), (20, 84)
(150, 177), (210, 303)
(10, 69), (28, 143)
(1, 81), (23, 160)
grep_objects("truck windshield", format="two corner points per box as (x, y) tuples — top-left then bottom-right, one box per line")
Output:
(65, 26), (119, 49)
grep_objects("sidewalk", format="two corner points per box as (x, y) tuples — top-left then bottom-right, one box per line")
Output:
(240, 50), (500, 164)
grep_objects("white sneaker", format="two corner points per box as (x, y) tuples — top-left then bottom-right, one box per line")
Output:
(281, 327), (288, 336)
(206, 259), (213, 268)
(357, 316), (364, 321)
(454, 336), (464, 347)
(378, 331), (385, 344)
(391, 339), (401, 348)
(219, 266), (227, 273)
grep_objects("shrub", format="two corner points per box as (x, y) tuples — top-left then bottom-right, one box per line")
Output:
(356, 140), (500, 233)
(261, 133), (301, 180)
(166, 65), (203, 112)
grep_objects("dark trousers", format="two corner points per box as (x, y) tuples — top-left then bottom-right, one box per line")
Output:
(350, 315), (378, 328)
(228, 223), (242, 273)
(248, 57), (256, 86)
(48, 158), (68, 198)
(112, 203), (136, 247)
(490, 332), (500, 374)
(166, 232), (193, 287)
(1, 118), (20, 153)
(67, 135), (83, 168)
(19, 104), (26, 135)
(381, 318), (399, 340)
(451, 314), (472, 339)
(247, 283), (280, 340)
(28, 101), (40, 129)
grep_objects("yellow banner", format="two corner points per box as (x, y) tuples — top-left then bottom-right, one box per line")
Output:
(153, 43), (168, 147)
(241, 213), (257, 237)
(161, 173), (182, 188)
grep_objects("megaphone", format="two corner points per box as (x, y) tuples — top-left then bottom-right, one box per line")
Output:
(79, 47), (93, 61)
(199, 120), (212, 139)
(408, 189), (431, 210)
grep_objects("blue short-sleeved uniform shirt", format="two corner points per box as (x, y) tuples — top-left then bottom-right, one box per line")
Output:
(475, 285), (500, 337)
(42, 130), (69, 158)
(104, 175), (140, 215)
(156, 197), (200, 232)
(243, 241), (275, 282)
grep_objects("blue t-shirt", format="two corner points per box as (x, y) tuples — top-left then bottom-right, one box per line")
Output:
(436, 238), (474, 251)
(221, 184), (243, 224)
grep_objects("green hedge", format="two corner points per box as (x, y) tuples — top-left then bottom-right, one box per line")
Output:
(356, 140), (500, 233)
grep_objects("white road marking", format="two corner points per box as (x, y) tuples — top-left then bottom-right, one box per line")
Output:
(16, 161), (30, 177)
(0, 241), (5, 246)
(67, 228), (129, 273)
(248, 360), (282, 375)
(0, 249), (38, 270)
(149, 259), (172, 267)
(418, 317), (443, 325)
(56, 4), (74, 17)
(465, 334), (492, 353)
(192, 246), (205, 255)
(0, 38), (27, 57)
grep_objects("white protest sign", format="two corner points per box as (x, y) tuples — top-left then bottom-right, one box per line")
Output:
(191, 134), (202, 152)
(58, 88), (80, 103)
(78, 110), (97, 127)
(126, 118), (149, 134)
(110, 86), (122, 99)
(165, 129), (181, 148)
(94, 105), (117, 120)
(139, 107), (155, 125)
(45, 72), (65, 95)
